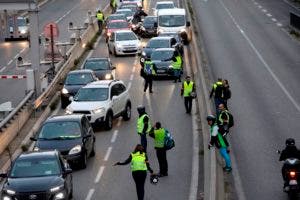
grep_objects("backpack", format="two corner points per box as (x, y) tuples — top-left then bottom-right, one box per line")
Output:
(164, 129), (175, 150)
(144, 63), (152, 75)
(228, 112), (234, 128)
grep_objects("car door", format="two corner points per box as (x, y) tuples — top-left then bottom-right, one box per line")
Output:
(108, 32), (115, 52)
(81, 117), (93, 154)
(110, 84), (122, 115)
(117, 83), (127, 111)
(59, 155), (72, 194)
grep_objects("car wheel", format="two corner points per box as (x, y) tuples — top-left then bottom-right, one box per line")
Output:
(105, 112), (113, 130)
(90, 141), (95, 157)
(122, 103), (131, 121)
(80, 152), (87, 169)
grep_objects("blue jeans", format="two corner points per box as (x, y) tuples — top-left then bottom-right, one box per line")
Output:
(173, 69), (182, 80)
(140, 133), (147, 152)
(219, 147), (231, 168)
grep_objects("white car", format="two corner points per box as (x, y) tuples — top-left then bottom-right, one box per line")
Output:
(153, 1), (175, 16)
(66, 80), (131, 130)
(108, 30), (142, 56)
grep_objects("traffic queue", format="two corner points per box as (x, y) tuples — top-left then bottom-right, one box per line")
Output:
(0, 0), (192, 199)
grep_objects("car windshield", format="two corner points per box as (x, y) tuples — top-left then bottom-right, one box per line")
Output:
(116, 10), (133, 18)
(116, 32), (137, 41)
(107, 21), (128, 29)
(65, 73), (94, 85)
(38, 121), (81, 139)
(160, 33), (180, 42)
(10, 157), (60, 178)
(151, 50), (174, 60)
(107, 14), (126, 21)
(17, 18), (27, 26)
(143, 17), (157, 25)
(120, 5), (137, 12)
(84, 60), (110, 71)
(156, 3), (174, 9)
(159, 15), (185, 27)
(147, 39), (169, 48)
(75, 88), (108, 101)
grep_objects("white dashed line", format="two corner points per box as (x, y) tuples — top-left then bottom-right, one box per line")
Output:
(129, 74), (134, 81)
(20, 48), (26, 54)
(277, 23), (283, 27)
(117, 118), (122, 127)
(0, 67), (6, 73)
(104, 147), (112, 161)
(127, 82), (132, 90)
(262, 9), (267, 13)
(111, 130), (118, 143)
(7, 60), (13, 66)
(266, 13), (272, 17)
(271, 18), (277, 22)
(258, 5), (262, 8)
(254, 2), (258, 5)
(85, 189), (95, 200)
(132, 66), (136, 73)
(94, 166), (105, 183)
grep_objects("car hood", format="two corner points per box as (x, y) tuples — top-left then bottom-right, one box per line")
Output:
(35, 138), (82, 152)
(64, 84), (85, 95)
(69, 101), (107, 111)
(152, 60), (172, 69)
(116, 40), (139, 46)
(4, 176), (64, 192)
(143, 24), (155, 29)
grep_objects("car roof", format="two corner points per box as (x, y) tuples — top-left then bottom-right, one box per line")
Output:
(156, 1), (174, 5)
(68, 69), (94, 74)
(45, 114), (84, 123)
(150, 36), (172, 41)
(158, 8), (185, 15)
(153, 47), (175, 51)
(18, 150), (59, 160)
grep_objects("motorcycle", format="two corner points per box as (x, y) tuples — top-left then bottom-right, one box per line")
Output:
(278, 150), (300, 199)
(131, 22), (143, 36)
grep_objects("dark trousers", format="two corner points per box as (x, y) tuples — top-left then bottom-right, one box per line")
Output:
(184, 96), (193, 113)
(132, 170), (147, 200)
(156, 148), (168, 175)
(97, 21), (103, 33)
(140, 133), (147, 152)
(144, 76), (153, 92)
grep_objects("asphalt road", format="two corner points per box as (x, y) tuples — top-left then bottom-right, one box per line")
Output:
(0, 0), (106, 107)
(191, 0), (300, 199)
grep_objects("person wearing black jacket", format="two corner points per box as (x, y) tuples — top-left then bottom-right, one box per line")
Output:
(222, 79), (231, 109)
(115, 144), (154, 200)
(133, 6), (148, 23)
(279, 138), (300, 188)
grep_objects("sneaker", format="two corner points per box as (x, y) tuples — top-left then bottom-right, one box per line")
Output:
(223, 167), (232, 172)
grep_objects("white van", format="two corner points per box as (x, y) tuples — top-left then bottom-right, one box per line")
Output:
(156, 8), (192, 44)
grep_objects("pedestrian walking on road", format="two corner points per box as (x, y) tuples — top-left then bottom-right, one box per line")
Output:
(217, 103), (234, 134)
(110, 0), (117, 13)
(222, 79), (231, 109)
(137, 106), (152, 152)
(181, 76), (196, 114)
(114, 144), (154, 200)
(171, 51), (183, 83)
(141, 57), (156, 93)
(209, 78), (224, 114)
(149, 122), (168, 177)
(96, 10), (105, 33)
(207, 115), (232, 172)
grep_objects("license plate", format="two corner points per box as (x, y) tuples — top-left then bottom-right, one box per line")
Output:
(290, 180), (297, 185)
(157, 70), (165, 73)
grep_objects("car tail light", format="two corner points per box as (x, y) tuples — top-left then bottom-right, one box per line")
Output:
(289, 171), (297, 179)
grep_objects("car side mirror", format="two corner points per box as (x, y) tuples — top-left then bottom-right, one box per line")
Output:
(186, 21), (191, 27)
(30, 137), (37, 141)
(64, 168), (72, 175)
(69, 96), (74, 102)
(153, 22), (157, 28)
(0, 173), (7, 178)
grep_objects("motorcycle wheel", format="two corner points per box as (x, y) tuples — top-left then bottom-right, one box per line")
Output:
(288, 191), (297, 200)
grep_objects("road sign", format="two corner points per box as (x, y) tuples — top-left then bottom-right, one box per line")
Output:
(43, 22), (59, 39)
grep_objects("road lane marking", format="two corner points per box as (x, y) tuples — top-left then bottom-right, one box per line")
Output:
(271, 18), (277, 22)
(266, 13), (272, 17)
(94, 166), (105, 183)
(0, 67), (6, 73)
(132, 66), (136, 73)
(111, 130), (118, 143)
(220, 0), (300, 112)
(7, 60), (13, 66)
(262, 9), (267, 13)
(117, 118), (122, 127)
(127, 82), (132, 90)
(104, 146), (113, 161)
(277, 23), (282, 27)
(85, 188), (95, 200)
(55, 4), (79, 23)
(258, 5), (262, 8)
(129, 74), (134, 81)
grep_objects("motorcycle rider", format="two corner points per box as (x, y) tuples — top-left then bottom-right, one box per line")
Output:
(133, 5), (148, 24)
(279, 138), (300, 190)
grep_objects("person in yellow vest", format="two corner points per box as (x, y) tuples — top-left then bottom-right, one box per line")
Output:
(137, 106), (151, 152)
(96, 10), (105, 33)
(209, 78), (224, 114)
(149, 122), (168, 177)
(142, 57), (156, 93)
(171, 51), (183, 83)
(181, 76), (196, 114)
(110, 0), (117, 13)
(115, 144), (154, 200)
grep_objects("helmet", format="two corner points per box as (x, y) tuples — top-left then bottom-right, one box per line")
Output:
(138, 4), (143, 8)
(150, 174), (159, 185)
(137, 105), (145, 114)
(206, 115), (216, 122)
(286, 138), (296, 147)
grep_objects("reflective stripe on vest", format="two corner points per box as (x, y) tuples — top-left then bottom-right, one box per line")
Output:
(218, 110), (229, 124)
(183, 81), (194, 97)
(137, 114), (151, 134)
(131, 152), (147, 171)
(154, 128), (165, 148)
(144, 61), (155, 75)
(172, 56), (182, 69)
(96, 13), (104, 21)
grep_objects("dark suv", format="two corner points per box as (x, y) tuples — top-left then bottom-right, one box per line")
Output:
(0, 150), (73, 200)
(31, 114), (95, 169)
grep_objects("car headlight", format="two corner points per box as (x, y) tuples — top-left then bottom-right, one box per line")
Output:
(50, 185), (64, 193)
(168, 65), (173, 69)
(93, 107), (105, 114)
(65, 107), (73, 114)
(54, 192), (65, 200)
(105, 73), (112, 80)
(3, 196), (12, 200)
(107, 32), (111, 37)
(68, 145), (82, 155)
(116, 43), (122, 49)
(142, 52), (146, 56)
(5, 189), (15, 195)
(62, 88), (68, 94)
(33, 146), (39, 151)
(20, 30), (27, 34)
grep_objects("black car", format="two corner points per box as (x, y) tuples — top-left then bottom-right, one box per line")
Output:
(140, 16), (157, 37)
(82, 57), (116, 80)
(150, 48), (181, 76)
(31, 114), (96, 169)
(0, 150), (73, 200)
(61, 69), (98, 109)
(140, 36), (178, 66)
(159, 32), (184, 55)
